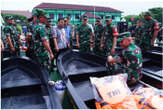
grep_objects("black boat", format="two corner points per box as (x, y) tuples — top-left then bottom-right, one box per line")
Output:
(57, 49), (163, 109)
(1, 56), (62, 109)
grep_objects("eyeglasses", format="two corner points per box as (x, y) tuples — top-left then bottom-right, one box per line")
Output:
(96, 20), (100, 22)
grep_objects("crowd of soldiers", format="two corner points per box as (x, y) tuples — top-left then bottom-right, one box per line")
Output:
(1, 8), (160, 84)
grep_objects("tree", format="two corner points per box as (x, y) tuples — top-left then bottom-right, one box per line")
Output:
(1, 13), (27, 25)
(148, 7), (162, 23)
(124, 7), (163, 24)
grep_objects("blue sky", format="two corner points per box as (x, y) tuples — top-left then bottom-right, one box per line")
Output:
(1, 0), (162, 16)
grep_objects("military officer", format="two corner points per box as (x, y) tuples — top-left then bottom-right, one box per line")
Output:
(141, 12), (160, 52)
(46, 17), (55, 54)
(33, 9), (54, 73)
(134, 20), (144, 46)
(107, 33), (143, 84)
(102, 15), (119, 56)
(3, 15), (20, 56)
(76, 16), (94, 52)
(26, 8), (39, 58)
(94, 17), (104, 55)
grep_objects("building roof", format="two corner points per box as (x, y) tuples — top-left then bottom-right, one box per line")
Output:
(82, 12), (99, 18)
(35, 3), (122, 13)
(1, 10), (32, 18)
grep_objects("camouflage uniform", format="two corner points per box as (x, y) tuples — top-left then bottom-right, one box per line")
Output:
(77, 22), (93, 52)
(103, 25), (119, 56)
(107, 37), (143, 84)
(26, 9), (38, 58)
(33, 9), (53, 73)
(134, 26), (144, 46)
(94, 22), (104, 55)
(3, 16), (20, 56)
(141, 13), (160, 51)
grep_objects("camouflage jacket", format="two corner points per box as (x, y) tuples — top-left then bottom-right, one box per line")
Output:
(94, 24), (104, 43)
(3, 23), (19, 49)
(77, 24), (93, 44)
(46, 25), (53, 40)
(120, 43), (142, 81)
(142, 19), (160, 42)
(134, 26), (144, 44)
(103, 25), (118, 49)
(33, 23), (49, 57)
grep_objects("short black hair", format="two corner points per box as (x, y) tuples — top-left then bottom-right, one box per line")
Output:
(58, 17), (64, 22)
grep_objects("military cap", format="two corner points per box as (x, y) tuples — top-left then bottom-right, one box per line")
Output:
(144, 12), (152, 16)
(96, 16), (101, 21)
(5, 15), (13, 20)
(37, 9), (47, 17)
(82, 15), (88, 19)
(32, 8), (38, 16)
(118, 32), (131, 42)
(105, 15), (112, 21)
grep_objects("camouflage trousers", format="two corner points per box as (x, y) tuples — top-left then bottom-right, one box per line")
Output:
(36, 52), (54, 74)
(79, 42), (91, 52)
(93, 42), (105, 56)
(140, 41), (152, 52)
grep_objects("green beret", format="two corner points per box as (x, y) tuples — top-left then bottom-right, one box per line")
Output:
(105, 15), (112, 21)
(5, 15), (13, 20)
(117, 32), (131, 42)
(37, 9), (47, 17)
(32, 8), (38, 16)
(144, 12), (151, 16)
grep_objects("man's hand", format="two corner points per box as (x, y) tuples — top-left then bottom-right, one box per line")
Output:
(111, 48), (115, 55)
(55, 47), (59, 52)
(50, 53), (54, 60)
(11, 47), (15, 53)
(107, 55), (114, 63)
(77, 42), (80, 48)
(151, 41), (154, 46)
(100, 44), (103, 50)
(68, 44), (71, 48)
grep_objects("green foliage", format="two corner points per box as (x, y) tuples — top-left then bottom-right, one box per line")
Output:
(1, 13), (27, 24)
(124, 7), (163, 24)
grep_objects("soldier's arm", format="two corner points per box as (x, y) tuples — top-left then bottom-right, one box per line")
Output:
(111, 26), (119, 54)
(53, 38), (59, 52)
(1, 38), (4, 51)
(39, 26), (54, 59)
(89, 26), (95, 48)
(7, 35), (15, 50)
(107, 55), (122, 63)
(42, 40), (53, 54)
(151, 22), (160, 46)
(76, 32), (80, 48)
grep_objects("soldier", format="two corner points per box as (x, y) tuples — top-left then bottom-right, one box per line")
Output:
(94, 17), (104, 55)
(76, 16), (94, 52)
(46, 17), (55, 54)
(26, 8), (38, 58)
(33, 9), (54, 73)
(107, 33), (142, 84)
(134, 20), (144, 46)
(141, 12), (160, 52)
(3, 15), (20, 56)
(102, 15), (119, 56)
